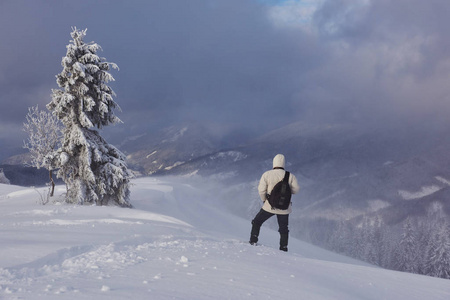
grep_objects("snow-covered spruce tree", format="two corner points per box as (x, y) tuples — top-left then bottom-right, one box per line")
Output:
(47, 27), (131, 207)
(23, 105), (62, 196)
(425, 221), (450, 279)
(395, 217), (418, 273)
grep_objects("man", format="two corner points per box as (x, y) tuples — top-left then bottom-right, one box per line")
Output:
(249, 154), (300, 252)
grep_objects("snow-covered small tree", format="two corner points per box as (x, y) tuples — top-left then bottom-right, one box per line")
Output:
(0, 168), (10, 184)
(425, 221), (450, 279)
(23, 105), (62, 196)
(395, 217), (418, 273)
(47, 27), (131, 207)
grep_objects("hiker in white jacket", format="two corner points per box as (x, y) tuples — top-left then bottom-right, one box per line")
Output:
(249, 154), (300, 251)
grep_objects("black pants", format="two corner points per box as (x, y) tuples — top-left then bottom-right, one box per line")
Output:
(250, 209), (289, 248)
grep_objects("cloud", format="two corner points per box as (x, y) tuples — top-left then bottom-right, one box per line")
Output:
(267, 0), (324, 31)
(2, 0), (450, 160)
(306, 0), (450, 126)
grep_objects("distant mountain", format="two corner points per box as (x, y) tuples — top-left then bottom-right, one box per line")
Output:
(148, 121), (450, 216)
(1, 152), (31, 166)
(150, 121), (423, 183)
(119, 123), (221, 176)
(0, 164), (60, 187)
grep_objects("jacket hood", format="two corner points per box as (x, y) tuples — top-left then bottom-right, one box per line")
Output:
(273, 154), (285, 169)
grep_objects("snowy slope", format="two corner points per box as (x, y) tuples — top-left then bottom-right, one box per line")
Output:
(0, 178), (449, 300)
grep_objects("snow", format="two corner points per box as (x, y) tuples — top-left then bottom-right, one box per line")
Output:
(164, 161), (185, 171)
(398, 185), (442, 200)
(210, 151), (248, 162)
(367, 199), (391, 212)
(436, 176), (450, 186)
(0, 169), (10, 184)
(1, 178), (449, 300)
(146, 150), (157, 158)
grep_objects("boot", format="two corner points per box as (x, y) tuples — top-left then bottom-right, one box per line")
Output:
(280, 232), (289, 252)
(249, 220), (261, 245)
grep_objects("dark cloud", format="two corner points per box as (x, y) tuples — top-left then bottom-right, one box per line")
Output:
(1, 0), (450, 159)
(310, 0), (450, 126)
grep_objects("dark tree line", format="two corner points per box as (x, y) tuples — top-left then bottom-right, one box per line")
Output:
(293, 202), (450, 279)
(327, 213), (450, 279)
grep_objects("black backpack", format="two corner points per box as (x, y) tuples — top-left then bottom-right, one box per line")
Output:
(267, 171), (292, 210)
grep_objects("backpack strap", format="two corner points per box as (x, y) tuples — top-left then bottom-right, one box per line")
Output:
(283, 171), (290, 183)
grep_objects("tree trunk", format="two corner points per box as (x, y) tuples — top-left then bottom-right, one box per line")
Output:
(49, 169), (55, 197)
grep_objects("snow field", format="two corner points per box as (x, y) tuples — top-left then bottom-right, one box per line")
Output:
(0, 178), (449, 299)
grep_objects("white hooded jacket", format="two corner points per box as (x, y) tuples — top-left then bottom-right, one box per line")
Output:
(258, 154), (300, 215)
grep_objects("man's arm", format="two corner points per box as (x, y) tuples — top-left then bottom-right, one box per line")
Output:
(290, 173), (300, 195)
(258, 173), (268, 202)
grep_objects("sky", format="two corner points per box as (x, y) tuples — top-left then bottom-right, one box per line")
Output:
(1, 0), (450, 158)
